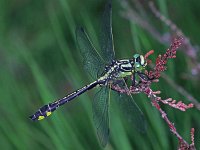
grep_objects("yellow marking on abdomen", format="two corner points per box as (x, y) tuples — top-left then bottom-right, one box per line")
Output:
(37, 111), (52, 120)
(38, 116), (45, 120)
(46, 111), (52, 116)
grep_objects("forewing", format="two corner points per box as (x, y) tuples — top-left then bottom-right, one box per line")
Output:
(93, 87), (110, 147)
(99, 1), (115, 64)
(76, 27), (105, 79)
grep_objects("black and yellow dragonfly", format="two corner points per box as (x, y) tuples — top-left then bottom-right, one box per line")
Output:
(30, 1), (147, 147)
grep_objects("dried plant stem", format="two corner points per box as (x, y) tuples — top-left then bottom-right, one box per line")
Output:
(161, 73), (200, 110)
(144, 87), (195, 150)
(113, 83), (196, 149)
(111, 36), (196, 149)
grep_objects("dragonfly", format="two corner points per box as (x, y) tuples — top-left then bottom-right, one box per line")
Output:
(30, 1), (148, 147)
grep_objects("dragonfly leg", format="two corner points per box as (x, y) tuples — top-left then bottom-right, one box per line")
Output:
(137, 72), (154, 81)
(131, 73), (136, 87)
(123, 77), (128, 84)
(131, 72), (153, 87)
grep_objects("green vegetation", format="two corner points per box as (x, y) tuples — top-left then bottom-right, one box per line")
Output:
(0, 0), (199, 149)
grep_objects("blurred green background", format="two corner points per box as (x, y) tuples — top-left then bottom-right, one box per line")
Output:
(0, 0), (200, 149)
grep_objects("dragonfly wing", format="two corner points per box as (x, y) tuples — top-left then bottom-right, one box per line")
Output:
(93, 87), (110, 147)
(115, 79), (147, 132)
(118, 93), (147, 133)
(76, 27), (105, 79)
(99, 1), (115, 64)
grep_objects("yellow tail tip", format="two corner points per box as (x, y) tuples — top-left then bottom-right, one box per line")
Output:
(37, 111), (52, 121)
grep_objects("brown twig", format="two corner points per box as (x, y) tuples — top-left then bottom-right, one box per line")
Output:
(111, 37), (196, 149)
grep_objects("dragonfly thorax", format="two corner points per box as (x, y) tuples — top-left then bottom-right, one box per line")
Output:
(99, 54), (147, 84)
(99, 59), (134, 82)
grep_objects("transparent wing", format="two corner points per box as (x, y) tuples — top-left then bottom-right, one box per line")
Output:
(76, 27), (105, 79)
(99, 1), (115, 64)
(119, 93), (147, 132)
(117, 79), (147, 132)
(93, 87), (110, 147)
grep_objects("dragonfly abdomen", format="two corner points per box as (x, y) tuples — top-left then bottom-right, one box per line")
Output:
(30, 80), (101, 121)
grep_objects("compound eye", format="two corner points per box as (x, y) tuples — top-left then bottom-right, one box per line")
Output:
(135, 56), (141, 63)
(140, 55), (145, 65)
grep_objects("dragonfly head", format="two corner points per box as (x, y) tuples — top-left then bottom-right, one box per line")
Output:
(133, 54), (147, 72)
